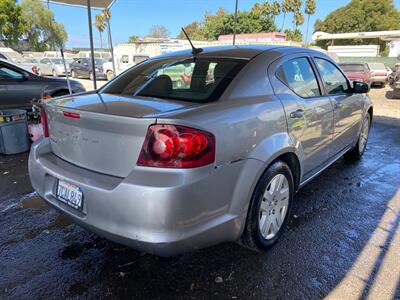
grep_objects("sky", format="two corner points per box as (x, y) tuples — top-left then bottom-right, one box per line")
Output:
(44, 0), (400, 49)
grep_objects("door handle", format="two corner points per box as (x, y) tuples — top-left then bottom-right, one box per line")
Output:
(290, 109), (304, 119)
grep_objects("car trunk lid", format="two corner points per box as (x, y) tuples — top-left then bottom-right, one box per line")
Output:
(45, 93), (198, 177)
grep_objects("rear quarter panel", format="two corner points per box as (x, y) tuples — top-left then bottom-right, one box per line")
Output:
(156, 51), (296, 222)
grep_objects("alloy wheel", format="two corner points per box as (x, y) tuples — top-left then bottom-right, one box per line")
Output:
(359, 116), (370, 154)
(259, 174), (290, 240)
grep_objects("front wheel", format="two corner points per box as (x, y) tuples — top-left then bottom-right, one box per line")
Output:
(345, 114), (371, 160)
(240, 161), (294, 252)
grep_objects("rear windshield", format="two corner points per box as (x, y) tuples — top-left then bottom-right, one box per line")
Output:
(101, 57), (247, 103)
(368, 63), (386, 70)
(339, 64), (365, 73)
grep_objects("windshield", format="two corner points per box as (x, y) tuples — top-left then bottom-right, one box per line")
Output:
(23, 58), (38, 63)
(339, 64), (365, 73)
(94, 58), (106, 65)
(101, 57), (247, 103)
(50, 59), (63, 64)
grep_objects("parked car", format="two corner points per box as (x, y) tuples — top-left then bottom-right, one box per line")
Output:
(29, 46), (372, 256)
(338, 62), (372, 87)
(37, 58), (70, 77)
(103, 54), (150, 80)
(19, 58), (39, 74)
(368, 62), (388, 87)
(70, 58), (107, 80)
(0, 58), (85, 110)
(0, 47), (24, 63)
(389, 63), (400, 98)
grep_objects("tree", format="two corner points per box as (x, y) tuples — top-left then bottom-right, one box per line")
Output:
(304, 0), (316, 44)
(147, 25), (169, 39)
(177, 21), (203, 40)
(128, 35), (139, 43)
(271, 1), (281, 25)
(95, 14), (105, 49)
(20, 0), (67, 51)
(281, 0), (293, 31)
(179, 6), (277, 41)
(0, 0), (25, 49)
(285, 28), (302, 42)
(314, 0), (400, 53)
(293, 11), (304, 31)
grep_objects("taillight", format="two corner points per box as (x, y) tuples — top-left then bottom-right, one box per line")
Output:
(40, 109), (49, 137)
(137, 124), (216, 168)
(396, 75), (400, 81)
(32, 66), (37, 74)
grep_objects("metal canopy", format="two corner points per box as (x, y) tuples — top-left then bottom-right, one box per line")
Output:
(49, 0), (113, 9)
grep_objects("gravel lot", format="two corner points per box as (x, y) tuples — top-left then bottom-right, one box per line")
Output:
(0, 86), (399, 299)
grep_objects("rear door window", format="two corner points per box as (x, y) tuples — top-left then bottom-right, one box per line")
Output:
(315, 58), (350, 95)
(276, 57), (321, 98)
(102, 57), (247, 103)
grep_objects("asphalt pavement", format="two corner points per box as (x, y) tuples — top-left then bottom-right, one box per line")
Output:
(0, 88), (399, 300)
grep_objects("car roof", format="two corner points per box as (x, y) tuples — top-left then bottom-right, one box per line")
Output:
(153, 45), (326, 60)
(339, 62), (366, 65)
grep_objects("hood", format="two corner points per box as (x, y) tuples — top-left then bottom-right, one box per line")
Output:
(48, 92), (199, 118)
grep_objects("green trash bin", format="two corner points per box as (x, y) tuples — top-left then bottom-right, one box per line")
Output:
(0, 109), (30, 155)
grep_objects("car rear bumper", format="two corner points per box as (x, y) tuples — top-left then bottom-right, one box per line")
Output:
(371, 76), (387, 83)
(29, 138), (262, 256)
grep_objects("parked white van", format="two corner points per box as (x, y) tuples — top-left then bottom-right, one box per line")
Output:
(103, 53), (149, 80)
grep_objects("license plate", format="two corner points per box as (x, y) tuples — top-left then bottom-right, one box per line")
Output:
(56, 180), (83, 210)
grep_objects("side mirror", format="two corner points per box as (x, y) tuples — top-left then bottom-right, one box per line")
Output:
(352, 81), (369, 94)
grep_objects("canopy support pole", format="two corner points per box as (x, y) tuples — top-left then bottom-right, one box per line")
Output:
(107, 19), (116, 78)
(233, 0), (238, 45)
(86, 0), (97, 89)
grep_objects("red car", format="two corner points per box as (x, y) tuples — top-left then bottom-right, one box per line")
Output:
(339, 62), (372, 87)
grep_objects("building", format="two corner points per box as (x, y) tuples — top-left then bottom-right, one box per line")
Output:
(218, 32), (287, 43)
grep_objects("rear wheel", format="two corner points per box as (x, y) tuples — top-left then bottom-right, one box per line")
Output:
(345, 114), (371, 160)
(240, 161), (294, 252)
(106, 70), (114, 81)
(393, 89), (400, 99)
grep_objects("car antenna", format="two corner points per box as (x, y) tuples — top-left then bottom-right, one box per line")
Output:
(181, 27), (203, 55)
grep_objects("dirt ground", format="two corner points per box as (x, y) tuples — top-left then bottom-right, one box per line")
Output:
(0, 85), (399, 299)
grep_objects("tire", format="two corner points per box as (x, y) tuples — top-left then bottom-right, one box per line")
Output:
(71, 70), (76, 78)
(106, 70), (114, 81)
(393, 88), (400, 99)
(52, 69), (58, 77)
(345, 113), (371, 160)
(240, 160), (294, 252)
(52, 90), (70, 98)
(89, 71), (94, 81)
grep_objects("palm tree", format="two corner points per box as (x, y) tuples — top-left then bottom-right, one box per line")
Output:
(293, 10), (304, 31)
(95, 14), (105, 49)
(281, 0), (292, 32)
(271, 1), (281, 25)
(304, 0), (316, 45)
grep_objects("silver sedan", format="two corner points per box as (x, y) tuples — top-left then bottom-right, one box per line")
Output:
(37, 58), (70, 77)
(29, 46), (373, 256)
